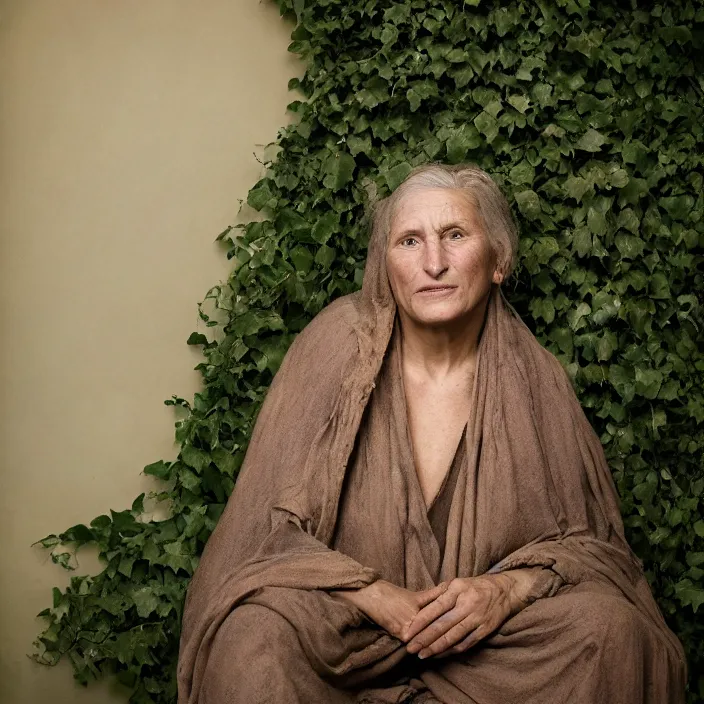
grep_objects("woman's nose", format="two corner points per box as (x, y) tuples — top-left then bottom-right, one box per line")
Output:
(423, 240), (448, 277)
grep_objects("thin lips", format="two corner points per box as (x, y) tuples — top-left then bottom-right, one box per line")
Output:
(417, 285), (456, 292)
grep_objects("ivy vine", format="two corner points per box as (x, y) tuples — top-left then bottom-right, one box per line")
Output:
(32, 1), (704, 702)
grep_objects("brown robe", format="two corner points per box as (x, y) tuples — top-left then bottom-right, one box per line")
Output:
(176, 203), (687, 703)
(426, 420), (465, 563)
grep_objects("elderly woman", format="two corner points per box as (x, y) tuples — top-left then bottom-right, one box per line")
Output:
(177, 164), (686, 703)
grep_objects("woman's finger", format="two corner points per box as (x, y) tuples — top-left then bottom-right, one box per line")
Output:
(429, 621), (493, 659)
(416, 613), (482, 659)
(417, 581), (449, 608)
(406, 606), (463, 652)
(404, 591), (456, 642)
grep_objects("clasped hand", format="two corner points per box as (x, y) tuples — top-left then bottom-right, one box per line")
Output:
(334, 574), (525, 660)
(404, 574), (522, 659)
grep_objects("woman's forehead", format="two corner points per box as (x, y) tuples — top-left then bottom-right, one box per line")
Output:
(390, 188), (479, 230)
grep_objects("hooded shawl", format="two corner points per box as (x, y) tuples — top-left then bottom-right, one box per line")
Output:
(177, 209), (687, 703)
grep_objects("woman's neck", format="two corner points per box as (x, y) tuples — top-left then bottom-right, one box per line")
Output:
(397, 292), (490, 381)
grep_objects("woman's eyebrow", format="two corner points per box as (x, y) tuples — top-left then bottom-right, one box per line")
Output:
(391, 226), (422, 238)
(439, 221), (470, 233)
(393, 220), (470, 237)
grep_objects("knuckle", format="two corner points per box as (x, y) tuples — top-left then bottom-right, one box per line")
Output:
(457, 591), (477, 609)
(437, 634), (451, 650)
(459, 615), (476, 630)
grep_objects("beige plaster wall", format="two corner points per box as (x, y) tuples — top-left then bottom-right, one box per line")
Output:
(0, 2), (301, 702)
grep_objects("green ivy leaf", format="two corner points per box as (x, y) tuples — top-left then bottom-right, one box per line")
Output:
(615, 233), (645, 259)
(508, 160), (535, 185)
(384, 163), (412, 191)
(143, 460), (171, 480)
(131, 587), (160, 618)
(247, 180), (277, 211)
(507, 94), (530, 114)
(563, 176), (590, 202)
(572, 226), (592, 257)
(315, 244), (336, 270)
(323, 151), (356, 191)
(473, 112), (499, 143)
(311, 212), (339, 245)
(635, 368), (663, 399)
(181, 446), (211, 474)
(567, 302), (591, 331)
(575, 128), (607, 152)
(514, 189), (541, 220)
(445, 125), (482, 164)
(596, 331), (618, 361)
(649, 272), (671, 299)
(675, 581), (704, 613)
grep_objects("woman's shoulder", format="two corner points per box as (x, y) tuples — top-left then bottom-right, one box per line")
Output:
(276, 291), (363, 376)
(308, 290), (362, 328)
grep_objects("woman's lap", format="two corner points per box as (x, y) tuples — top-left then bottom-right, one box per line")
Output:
(200, 583), (682, 704)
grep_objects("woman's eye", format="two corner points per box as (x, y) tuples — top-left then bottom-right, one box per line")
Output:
(402, 237), (418, 246)
(448, 230), (464, 239)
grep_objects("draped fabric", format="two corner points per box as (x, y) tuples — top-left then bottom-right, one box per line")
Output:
(176, 209), (687, 703)
(426, 421), (465, 561)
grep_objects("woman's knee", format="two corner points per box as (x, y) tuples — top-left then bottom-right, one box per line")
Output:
(550, 587), (648, 651)
(216, 603), (301, 661)
(201, 603), (305, 701)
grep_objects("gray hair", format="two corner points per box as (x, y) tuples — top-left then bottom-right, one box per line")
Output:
(367, 163), (520, 279)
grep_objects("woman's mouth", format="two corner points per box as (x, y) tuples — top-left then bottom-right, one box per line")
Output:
(417, 286), (457, 295)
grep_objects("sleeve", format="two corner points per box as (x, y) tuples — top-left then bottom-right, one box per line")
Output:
(484, 331), (647, 605)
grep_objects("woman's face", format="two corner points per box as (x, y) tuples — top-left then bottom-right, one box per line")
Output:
(385, 187), (503, 328)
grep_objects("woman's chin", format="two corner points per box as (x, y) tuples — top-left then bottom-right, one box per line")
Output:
(409, 305), (465, 328)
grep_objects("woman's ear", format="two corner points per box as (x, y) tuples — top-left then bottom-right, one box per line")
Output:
(490, 247), (506, 285)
